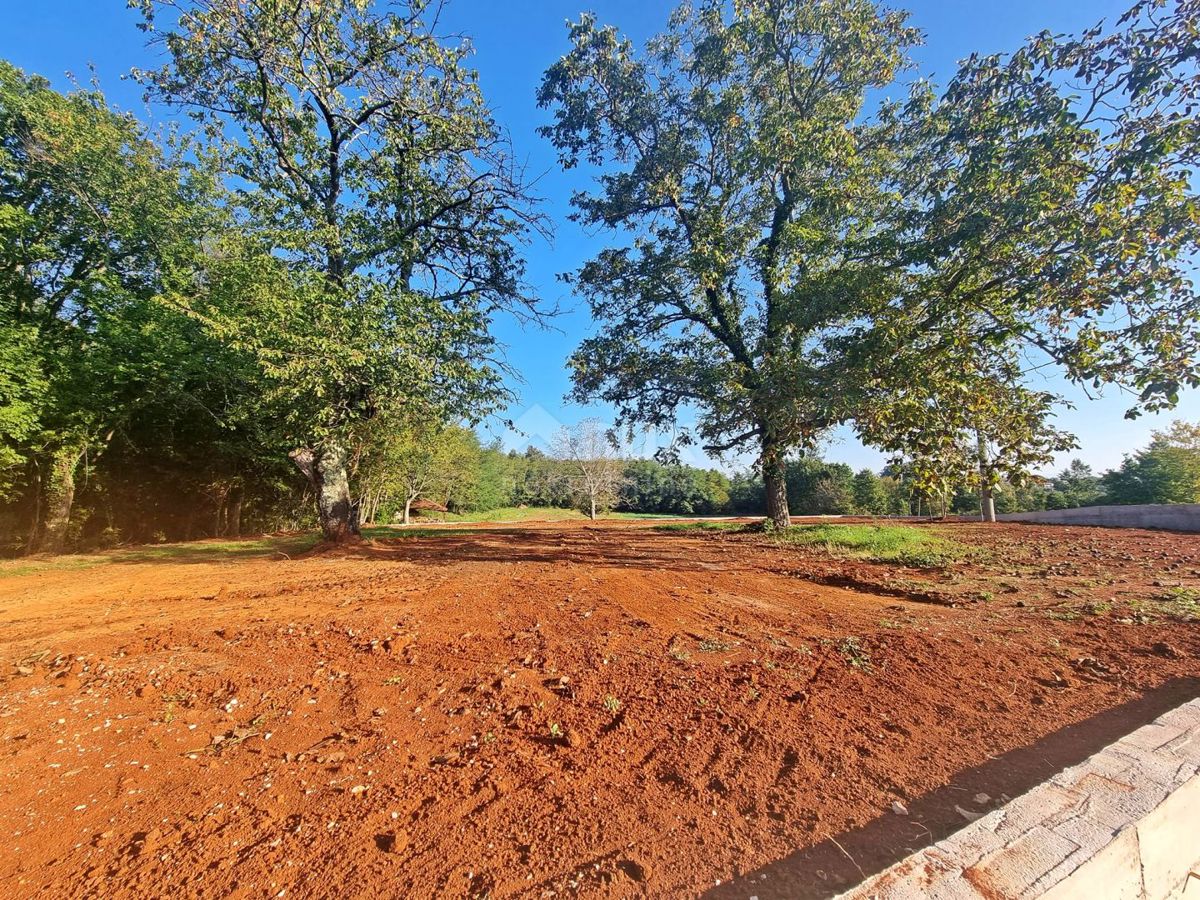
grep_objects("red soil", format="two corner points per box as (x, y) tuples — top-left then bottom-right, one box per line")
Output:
(0, 520), (1197, 899)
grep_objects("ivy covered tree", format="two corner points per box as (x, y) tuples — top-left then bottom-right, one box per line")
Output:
(538, 0), (920, 528)
(133, 0), (544, 542)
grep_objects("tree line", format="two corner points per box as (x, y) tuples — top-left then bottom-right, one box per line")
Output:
(2, 0), (1198, 552)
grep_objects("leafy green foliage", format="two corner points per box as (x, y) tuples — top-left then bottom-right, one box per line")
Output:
(131, 0), (544, 540)
(884, 1), (1200, 417)
(851, 468), (889, 516)
(543, 0), (1200, 524)
(357, 418), (482, 524)
(619, 459), (731, 515)
(1103, 443), (1200, 505)
(0, 60), (247, 549)
(539, 0), (921, 524)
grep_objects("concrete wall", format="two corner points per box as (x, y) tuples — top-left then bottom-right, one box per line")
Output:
(996, 503), (1200, 532)
(836, 699), (1200, 899)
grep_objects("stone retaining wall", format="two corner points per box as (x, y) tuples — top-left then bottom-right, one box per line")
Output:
(836, 699), (1200, 899)
(996, 503), (1200, 532)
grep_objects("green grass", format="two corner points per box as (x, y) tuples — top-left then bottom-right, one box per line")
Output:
(775, 523), (965, 568)
(117, 534), (320, 562)
(442, 506), (589, 523)
(1151, 586), (1200, 619)
(0, 556), (106, 578)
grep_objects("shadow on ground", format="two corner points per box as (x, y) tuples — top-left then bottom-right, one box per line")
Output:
(705, 676), (1200, 899)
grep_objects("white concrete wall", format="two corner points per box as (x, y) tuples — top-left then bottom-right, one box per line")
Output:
(836, 699), (1200, 899)
(996, 503), (1200, 532)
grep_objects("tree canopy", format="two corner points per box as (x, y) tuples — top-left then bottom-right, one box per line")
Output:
(540, 0), (1200, 527)
(132, 0), (545, 540)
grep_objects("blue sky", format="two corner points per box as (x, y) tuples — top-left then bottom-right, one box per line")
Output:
(3, 0), (1197, 474)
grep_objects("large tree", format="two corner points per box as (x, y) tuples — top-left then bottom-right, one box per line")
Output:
(538, 0), (920, 528)
(542, 0), (1200, 529)
(849, 0), (1200, 515)
(133, 0), (543, 542)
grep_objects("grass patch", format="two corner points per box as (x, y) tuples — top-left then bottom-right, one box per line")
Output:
(1151, 586), (1200, 620)
(776, 523), (965, 568)
(0, 556), (105, 578)
(118, 534), (320, 562)
(445, 506), (589, 523)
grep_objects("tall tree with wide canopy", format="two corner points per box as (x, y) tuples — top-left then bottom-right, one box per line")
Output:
(848, 0), (1200, 519)
(543, 0), (1200, 528)
(538, 0), (920, 527)
(132, 0), (544, 541)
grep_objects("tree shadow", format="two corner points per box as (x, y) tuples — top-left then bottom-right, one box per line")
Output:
(334, 526), (746, 574)
(704, 676), (1200, 899)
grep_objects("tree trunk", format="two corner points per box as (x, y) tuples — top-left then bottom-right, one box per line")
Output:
(33, 444), (85, 555)
(26, 460), (42, 554)
(589, 493), (596, 520)
(977, 431), (996, 523)
(213, 494), (225, 538)
(980, 485), (996, 523)
(226, 487), (244, 538)
(403, 495), (413, 526)
(762, 437), (790, 529)
(290, 445), (359, 543)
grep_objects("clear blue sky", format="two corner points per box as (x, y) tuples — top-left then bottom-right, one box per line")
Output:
(3, 0), (1197, 474)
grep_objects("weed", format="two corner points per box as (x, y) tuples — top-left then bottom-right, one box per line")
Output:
(383, 675), (404, 685)
(697, 638), (732, 653)
(1153, 586), (1200, 619)
(670, 649), (691, 661)
(1046, 609), (1084, 624)
(838, 637), (873, 672)
(602, 694), (622, 713)
(548, 722), (563, 739)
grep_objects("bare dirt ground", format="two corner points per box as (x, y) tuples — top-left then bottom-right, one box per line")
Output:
(0, 520), (1197, 899)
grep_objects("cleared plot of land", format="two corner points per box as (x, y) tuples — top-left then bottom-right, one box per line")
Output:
(0, 521), (1197, 899)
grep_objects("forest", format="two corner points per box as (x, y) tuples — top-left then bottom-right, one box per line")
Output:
(2, 0), (1199, 553)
